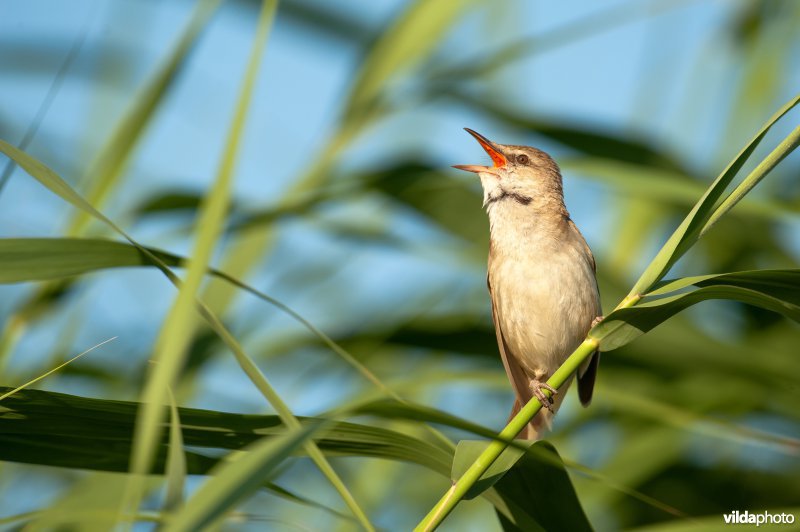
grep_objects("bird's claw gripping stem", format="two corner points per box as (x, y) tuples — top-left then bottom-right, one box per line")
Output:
(530, 380), (558, 413)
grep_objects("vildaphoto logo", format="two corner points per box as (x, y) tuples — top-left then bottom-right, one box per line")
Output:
(723, 510), (796, 526)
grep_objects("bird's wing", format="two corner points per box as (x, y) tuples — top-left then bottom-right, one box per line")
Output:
(567, 218), (596, 273)
(566, 218), (601, 407)
(488, 277), (533, 407)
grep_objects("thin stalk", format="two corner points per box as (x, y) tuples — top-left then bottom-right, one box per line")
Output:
(414, 338), (598, 531)
(0, 336), (116, 401)
(0, 5), (92, 196)
(414, 295), (640, 531)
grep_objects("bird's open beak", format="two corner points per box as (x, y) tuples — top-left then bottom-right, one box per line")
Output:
(452, 128), (507, 173)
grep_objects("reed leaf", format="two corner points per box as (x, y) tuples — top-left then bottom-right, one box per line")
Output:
(164, 424), (320, 532)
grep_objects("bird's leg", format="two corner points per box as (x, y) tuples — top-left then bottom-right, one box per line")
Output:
(529, 371), (558, 413)
(591, 315), (604, 328)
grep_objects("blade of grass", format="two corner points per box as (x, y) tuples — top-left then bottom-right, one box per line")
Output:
(0, 386), (454, 476)
(0, 383), (689, 524)
(121, 0), (279, 518)
(0, 4), (93, 196)
(0, 238), (188, 282)
(592, 271), (800, 351)
(164, 388), (187, 513)
(612, 285), (800, 347)
(0, 336), (116, 401)
(0, 382), (690, 525)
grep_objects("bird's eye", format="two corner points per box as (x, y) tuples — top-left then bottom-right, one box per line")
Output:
(516, 154), (530, 165)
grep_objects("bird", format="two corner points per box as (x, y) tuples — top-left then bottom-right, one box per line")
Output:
(454, 128), (602, 440)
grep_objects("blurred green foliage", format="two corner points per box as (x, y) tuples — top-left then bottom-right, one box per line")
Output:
(1, 1), (799, 530)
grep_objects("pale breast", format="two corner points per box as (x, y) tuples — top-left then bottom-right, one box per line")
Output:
(489, 229), (600, 379)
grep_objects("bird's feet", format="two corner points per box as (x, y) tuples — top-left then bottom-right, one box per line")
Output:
(530, 379), (558, 413)
(591, 315), (604, 328)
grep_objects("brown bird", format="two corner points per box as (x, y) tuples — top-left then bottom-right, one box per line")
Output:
(454, 128), (602, 440)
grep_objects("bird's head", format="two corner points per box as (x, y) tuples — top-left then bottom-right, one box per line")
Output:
(453, 128), (564, 210)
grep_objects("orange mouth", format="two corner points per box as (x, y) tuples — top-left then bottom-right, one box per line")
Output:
(452, 128), (506, 173)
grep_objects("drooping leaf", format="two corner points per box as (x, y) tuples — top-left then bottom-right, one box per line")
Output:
(0, 387), (454, 476)
(0, 386), (591, 530)
(492, 442), (593, 532)
(0, 238), (182, 283)
(648, 269), (800, 299)
(593, 270), (800, 351)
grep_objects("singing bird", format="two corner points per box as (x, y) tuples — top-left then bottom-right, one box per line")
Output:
(454, 128), (602, 440)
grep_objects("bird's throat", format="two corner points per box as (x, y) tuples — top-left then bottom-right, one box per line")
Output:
(484, 188), (533, 208)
